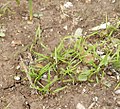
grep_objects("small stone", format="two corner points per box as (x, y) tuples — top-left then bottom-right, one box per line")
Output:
(16, 65), (20, 70)
(115, 89), (120, 95)
(82, 88), (86, 94)
(111, 0), (116, 3)
(74, 28), (83, 37)
(116, 100), (120, 107)
(14, 75), (21, 81)
(93, 96), (98, 102)
(106, 71), (113, 76)
(27, 20), (33, 24)
(96, 50), (104, 55)
(23, 16), (28, 20)
(89, 22), (110, 31)
(1, 38), (5, 42)
(25, 101), (29, 105)
(33, 13), (43, 18)
(63, 25), (68, 30)
(42, 74), (47, 79)
(50, 29), (53, 32)
(28, 35), (30, 38)
(24, 26), (27, 29)
(76, 103), (85, 109)
(0, 32), (5, 37)
(43, 106), (45, 109)
(85, 0), (92, 3)
(64, 2), (73, 8)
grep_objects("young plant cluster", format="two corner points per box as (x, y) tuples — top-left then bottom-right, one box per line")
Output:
(0, 0), (33, 20)
(24, 23), (120, 94)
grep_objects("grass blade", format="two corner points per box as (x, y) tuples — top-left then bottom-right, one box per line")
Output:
(28, 0), (33, 20)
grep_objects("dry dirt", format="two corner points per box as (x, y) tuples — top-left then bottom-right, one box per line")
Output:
(0, 0), (120, 109)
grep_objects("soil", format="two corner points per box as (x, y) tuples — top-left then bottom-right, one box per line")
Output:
(0, 0), (120, 109)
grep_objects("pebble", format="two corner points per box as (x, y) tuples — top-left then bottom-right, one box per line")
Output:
(43, 106), (45, 109)
(64, 2), (73, 8)
(115, 89), (120, 95)
(89, 22), (110, 31)
(106, 71), (113, 76)
(82, 88), (86, 94)
(28, 35), (31, 38)
(93, 96), (98, 102)
(14, 75), (21, 81)
(74, 28), (83, 37)
(63, 25), (68, 30)
(96, 50), (104, 55)
(42, 74), (47, 79)
(76, 103), (86, 109)
(16, 65), (20, 70)
(27, 20), (33, 24)
(0, 32), (5, 37)
(111, 0), (116, 3)
(85, 0), (92, 3)
(116, 100), (120, 107)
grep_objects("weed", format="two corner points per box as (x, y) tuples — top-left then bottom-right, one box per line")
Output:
(15, 0), (33, 20)
(20, 21), (120, 94)
(1, 0), (33, 20)
(15, 0), (20, 5)
(28, 0), (33, 21)
(0, 1), (12, 17)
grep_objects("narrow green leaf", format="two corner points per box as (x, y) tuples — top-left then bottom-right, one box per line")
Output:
(28, 0), (33, 20)
(53, 86), (67, 93)
(15, 0), (20, 5)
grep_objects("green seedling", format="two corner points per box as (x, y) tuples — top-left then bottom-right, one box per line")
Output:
(115, 82), (120, 90)
(24, 21), (120, 94)
(53, 86), (67, 93)
(15, 0), (33, 20)
(15, 0), (20, 5)
(28, 0), (33, 21)
(3, 102), (12, 109)
(0, 1), (12, 17)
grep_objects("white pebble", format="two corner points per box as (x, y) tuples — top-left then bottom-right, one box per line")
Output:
(96, 50), (104, 55)
(14, 76), (21, 81)
(74, 28), (83, 37)
(76, 103), (86, 109)
(82, 88), (86, 94)
(89, 22), (110, 31)
(63, 25), (68, 30)
(42, 74), (47, 79)
(64, 2), (73, 8)
(115, 89), (120, 95)
(85, 0), (92, 3)
(16, 65), (20, 69)
(111, 0), (116, 3)
(93, 96), (98, 102)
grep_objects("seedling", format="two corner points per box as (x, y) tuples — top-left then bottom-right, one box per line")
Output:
(20, 21), (120, 94)
(0, 1), (12, 17)
(15, 0), (33, 20)
(15, 0), (20, 5)
(28, 0), (33, 21)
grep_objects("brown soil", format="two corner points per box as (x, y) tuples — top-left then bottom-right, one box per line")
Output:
(0, 0), (120, 109)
